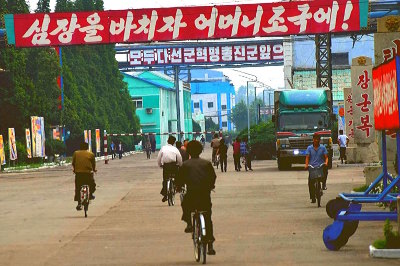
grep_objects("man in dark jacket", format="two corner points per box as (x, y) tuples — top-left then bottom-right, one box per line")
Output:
(176, 140), (217, 256)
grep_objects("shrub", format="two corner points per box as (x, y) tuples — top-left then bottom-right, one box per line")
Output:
(45, 139), (66, 156)
(373, 219), (400, 249)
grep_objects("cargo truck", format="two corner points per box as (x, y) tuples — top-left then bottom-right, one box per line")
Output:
(272, 89), (334, 170)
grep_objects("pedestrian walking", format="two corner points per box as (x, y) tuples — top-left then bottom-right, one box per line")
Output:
(118, 141), (123, 159)
(233, 137), (241, 171)
(217, 138), (228, 172)
(337, 130), (349, 164)
(144, 138), (152, 159)
(110, 141), (116, 160)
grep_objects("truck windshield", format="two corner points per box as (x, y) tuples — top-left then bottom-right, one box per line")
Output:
(278, 113), (329, 131)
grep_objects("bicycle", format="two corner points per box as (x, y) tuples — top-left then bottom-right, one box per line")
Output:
(308, 164), (325, 207)
(241, 155), (248, 171)
(166, 174), (176, 206)
(80, 185), (90, 218)
(192, 209), (208, 264)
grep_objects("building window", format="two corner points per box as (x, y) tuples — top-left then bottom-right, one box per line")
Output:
(208, 102), (214, 108)
(221, 104), (227, 110)
(332, 52), (349, 66)
(194, 102), (200, 108)
(132, 97), (143, 108)
(222, 121), (228, 127)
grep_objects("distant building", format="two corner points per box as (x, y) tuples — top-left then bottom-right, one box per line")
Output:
(284, 35), (374, 112)
(190, 70), (236, 131)
(123, 71), (192, 149)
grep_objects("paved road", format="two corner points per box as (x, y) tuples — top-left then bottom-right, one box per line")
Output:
(0, 147), (398, 265)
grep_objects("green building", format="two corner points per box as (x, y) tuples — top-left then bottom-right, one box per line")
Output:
(123, 71), (193, 149)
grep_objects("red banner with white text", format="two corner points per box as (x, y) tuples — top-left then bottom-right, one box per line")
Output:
(9, 0), (362, 47)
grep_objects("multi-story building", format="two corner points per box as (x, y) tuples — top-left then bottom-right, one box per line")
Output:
(284, 35), (375, 110)
(190, 70), (236, 132)
(123, 71), (192, 149)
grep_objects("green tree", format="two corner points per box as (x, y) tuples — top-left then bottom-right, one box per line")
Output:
(35, 0), (50, 12)
(231, 100), (248, 131)
(192, 119), (201, 132)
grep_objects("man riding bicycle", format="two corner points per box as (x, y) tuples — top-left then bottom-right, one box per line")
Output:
(72, 142), (97, 211)
(176, 140), (217, 256)
(157, 136), (183, 202)
(305, 134), (328, 203)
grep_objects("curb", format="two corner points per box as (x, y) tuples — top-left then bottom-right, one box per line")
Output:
(369, 245), (400, 259)
(336, 163), (381, 168)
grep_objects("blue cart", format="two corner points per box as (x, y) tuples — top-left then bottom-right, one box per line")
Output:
(323, 131), (400, 251)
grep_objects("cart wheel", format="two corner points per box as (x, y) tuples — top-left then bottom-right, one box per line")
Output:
(326, 198), (349, 219)
(342, 220), (359, 238)
(323, 221), (349, 251)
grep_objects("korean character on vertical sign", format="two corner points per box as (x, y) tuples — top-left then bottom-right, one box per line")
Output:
(357, 70), (370, 90)
(218, 6), (241, 37)
(195, 7), (218, 38)
(348, 120), (353, 127)
(157, 48), (170, 64)
(262, 6), (288, 33)
(196, 47), (208, 63)
(170, 48), (183, 63)
(23, 14), (51, 45)
(382, 39), (400, 62)
(246, 45), (258, 61)
(287, 4), (312, 33)
(356, 115), (373, 138)
(313, 1), (339, 32)
(143, 49), (156, 65)
(129, 50), (143, 66)
(221, 46), (233, 61)
(134, 10), (159, 41)
(241, 5), (263, 35)
(110, 11), (138, 42)
(183, 48), (195, 63)
(347, 104), (353, 116)
(234, 45), (246, 61)
(79, 13), (104, 43)
(348, 128), (354, 138)
(259, 44), (271, 60)
(272, 44), (284, 60)
(208, 47), (220, 62)
(157, 9), (187, 39)
(49, 14), (81, 44)
(356, 93), (372, 112)
(346, 93), (353, 104)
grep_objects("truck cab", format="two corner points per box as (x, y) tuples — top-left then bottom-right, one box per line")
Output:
(272, 89), (334, 170)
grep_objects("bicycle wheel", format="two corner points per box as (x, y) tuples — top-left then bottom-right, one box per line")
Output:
(193, 216), (201, 262)
(200, 242), (207, 264)
(83, 201), (89, 218)
(167, 180), (175, 206)
(316, 179), (322, 208)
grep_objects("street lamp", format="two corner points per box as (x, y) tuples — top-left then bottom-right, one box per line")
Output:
(263, 89), (274, 120)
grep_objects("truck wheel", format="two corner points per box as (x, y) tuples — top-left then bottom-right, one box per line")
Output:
(278, 158), (285, 171)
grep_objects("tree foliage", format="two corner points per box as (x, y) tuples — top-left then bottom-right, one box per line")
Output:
(0, 0), (140, 156)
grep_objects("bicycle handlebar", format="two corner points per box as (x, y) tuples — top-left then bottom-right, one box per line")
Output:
(308, 163), (325, 169)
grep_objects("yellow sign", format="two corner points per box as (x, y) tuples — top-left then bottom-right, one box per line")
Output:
(0, 135), (6, 165)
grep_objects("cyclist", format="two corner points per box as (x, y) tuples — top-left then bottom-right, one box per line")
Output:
(72, 142), (97, 211)
(305, 133), (328, 203)
(210, 133), (220, 166)
(200, 135), (206, 150)
(176, 140), (217, 256)
(157, 136), (183, 202)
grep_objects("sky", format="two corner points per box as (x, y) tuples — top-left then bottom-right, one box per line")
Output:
(27, 0), (285, 91)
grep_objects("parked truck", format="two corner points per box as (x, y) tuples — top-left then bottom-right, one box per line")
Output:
(272, 89), (334, 170)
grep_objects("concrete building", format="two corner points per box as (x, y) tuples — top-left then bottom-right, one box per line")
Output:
(190, 70), (236, 132)
(284, 35), (375, 111)
(123, 71), (192, 149)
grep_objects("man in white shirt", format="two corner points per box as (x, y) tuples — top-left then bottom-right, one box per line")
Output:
(337, 130), (349, 164)
(157, 136), (183, 202)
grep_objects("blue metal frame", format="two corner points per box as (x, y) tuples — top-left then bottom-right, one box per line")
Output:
(338, 131), (400, 203)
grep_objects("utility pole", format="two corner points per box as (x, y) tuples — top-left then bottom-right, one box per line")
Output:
(174, 66), (181, 140)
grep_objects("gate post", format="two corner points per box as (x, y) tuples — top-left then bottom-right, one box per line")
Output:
(104, 130), (108, 164)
